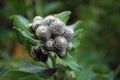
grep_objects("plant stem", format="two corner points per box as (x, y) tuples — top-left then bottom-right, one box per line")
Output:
(48, 53), (58, 80)
(49, 54), (56, 68)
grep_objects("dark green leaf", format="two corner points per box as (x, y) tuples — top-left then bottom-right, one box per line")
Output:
(57, 54), (82, 72)
(0, 70), (32, 80)
(0, 68), (9, 77)
(36, 68), (56, 79)
(19, 62), (56, 79)
(54, 11), (71, 24)
(0, 62), (56, 80)
(19, 61), (44, 73)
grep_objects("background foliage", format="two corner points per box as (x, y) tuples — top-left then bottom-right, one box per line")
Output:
(0, 0), (120, 80)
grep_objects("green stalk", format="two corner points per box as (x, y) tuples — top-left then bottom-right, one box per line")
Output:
(48, 53), (58, 80)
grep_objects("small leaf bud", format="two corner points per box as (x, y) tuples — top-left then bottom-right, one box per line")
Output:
(54, 36), (68, 50)
(33, 16), (43, 22)
(49, 19), (65, 35)
(55, 48), (67, 58)
(31, 16), (43, 31)
(36, 26), (51, 41)
(44, 39), (55, 51)
(43, 15), (56, 26)
(63, 27), (74, 41)
(32, 20), (41, 31)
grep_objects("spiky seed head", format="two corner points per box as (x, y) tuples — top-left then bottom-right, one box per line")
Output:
(67, 42), (73, 51)
(54, 36), (68, 50)
(63, 27), (74, 41)
(55, 48), (66, 58)
(31, 16), (43, 31)
(43, 15), (56, 26)
(44, 39), (54, 50)
(32, 20), (42, 31)
(33, 16), (43, 22)
(36, 26), (51, 41)
(49, 19), (65, 35)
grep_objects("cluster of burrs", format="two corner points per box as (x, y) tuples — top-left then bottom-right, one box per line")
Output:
(29, 15), (74, 62)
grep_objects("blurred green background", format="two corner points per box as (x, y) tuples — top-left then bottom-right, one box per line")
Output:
(0, 0), (120, 80)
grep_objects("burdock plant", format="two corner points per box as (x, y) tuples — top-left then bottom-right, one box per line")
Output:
(1, 11), (82, 80)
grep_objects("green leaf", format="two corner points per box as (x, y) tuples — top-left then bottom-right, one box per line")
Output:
(12, 15), (40, 57)
(19, 61), (44, 73)
(13, 15), (30, 31)
(14, 28), (39, 57)
(13, 15), (39, 44)
(0, 70), (32, 80)
(36, 68), (56, 79)
(72, 29), (83, 48)
(0, 62), (56, 80)
(69, 21), (83, 48)
(0, 68), (9, 77)
(54, 11), (71, 24)
(57, 54), (82, 72)
(19, 62), (56, 79)
(69, 20), (83, 30)
(14, 28), (39, 45)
